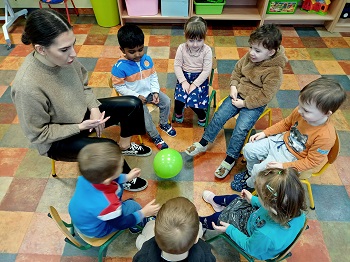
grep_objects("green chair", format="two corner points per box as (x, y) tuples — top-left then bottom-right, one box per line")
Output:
(48, 206), (125, 262)
(206, 219), (308, 262)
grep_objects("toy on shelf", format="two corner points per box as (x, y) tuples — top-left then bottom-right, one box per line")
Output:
(301, 0), (331, 15)
(267, 1), (300, 14)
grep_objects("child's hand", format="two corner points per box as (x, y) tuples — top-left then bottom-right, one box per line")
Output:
(126, 168), (141, 181)
(141, 199), (161, 217)
(241, 189), (253, 203)
(212, 221), (230, 233)
(138, 95), (147, 104)
(230, 86), (237, 100)
(231, 98), (245, 108)
(267, 161), (283, 169)
(188, 84), (197, 94)
(249, 132), (266, 142)
(152, 93), (159, 104)
(181, 82), (190, 93)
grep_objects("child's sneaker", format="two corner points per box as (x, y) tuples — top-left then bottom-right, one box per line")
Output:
(159, 123), (176, 137)
(152, 135), (168, 150)
(202, 190), (225, 212)
(230, 170), (254, 192)
(129, 216), (156, 234)
(185, 142), (208, 156)
(121, 142), (152, 157)
(198, 118), (206, 127)
(123, 177), (148, 192)
(175, 114), (184, 123)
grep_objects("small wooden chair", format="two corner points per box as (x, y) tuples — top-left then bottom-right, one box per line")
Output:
(206, 219), (308, 262)
(39, 0), (79, 24)
(300, 131), (340, 210)
(48, 206), (124, 262)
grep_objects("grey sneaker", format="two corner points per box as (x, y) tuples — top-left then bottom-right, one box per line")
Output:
(185, 142), (208, 156)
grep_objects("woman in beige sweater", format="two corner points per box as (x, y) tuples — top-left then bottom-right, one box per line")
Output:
(11, 9), (150, 191)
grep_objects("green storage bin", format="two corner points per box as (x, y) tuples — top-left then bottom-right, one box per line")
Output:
(90, 0), (120, 27)
(267, 0), (300, 14)
(194, 0), (226, 15)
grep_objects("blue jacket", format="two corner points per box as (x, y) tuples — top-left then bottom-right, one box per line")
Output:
(225, 196), (306, 260)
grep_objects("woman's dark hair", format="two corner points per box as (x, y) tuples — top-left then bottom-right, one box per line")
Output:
(21, 9), (72, 47)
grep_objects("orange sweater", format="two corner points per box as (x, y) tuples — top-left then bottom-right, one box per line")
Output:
(264, 108), (336, 171)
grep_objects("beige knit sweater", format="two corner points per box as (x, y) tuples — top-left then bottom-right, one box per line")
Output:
(230, 46), (287, 109)
(11, 51), (101, 155)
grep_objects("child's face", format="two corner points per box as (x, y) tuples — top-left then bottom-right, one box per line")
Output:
(186, 38), (204, 52)
(298, 99), (331, 126)
(249, 42), (275, 63)
(121, 45), (144, 62)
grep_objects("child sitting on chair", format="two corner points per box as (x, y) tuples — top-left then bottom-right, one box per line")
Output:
(185, 24), (287, 179)
(173, 16), (213, 127)
(69, 142), (160, 238)
(232, 77), (347, 191)
(200, 168), (307, 260)
(111, 24), (176, 150)
(133, 197), (216, 262)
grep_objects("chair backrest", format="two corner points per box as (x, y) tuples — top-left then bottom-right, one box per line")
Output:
(49, 206), (82, 247)
(270, 219), (309, 262)
(327, 131), (340, 165)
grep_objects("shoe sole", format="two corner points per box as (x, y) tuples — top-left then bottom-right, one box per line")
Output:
(124, 181), (148, 192)
(122, 150), (152, 157)
(202, 192), (224, 212)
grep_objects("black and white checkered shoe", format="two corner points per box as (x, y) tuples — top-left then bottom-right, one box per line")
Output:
(121, 142), (152, 157)
(123, 177), (148, 192)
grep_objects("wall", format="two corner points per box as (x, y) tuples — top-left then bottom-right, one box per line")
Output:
(0, 0), (92, 8)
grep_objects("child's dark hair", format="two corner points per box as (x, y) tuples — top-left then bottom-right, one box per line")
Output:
(249, 24), (282, 51)
(21, 9), (72, 47)
(184, 16), (207, 40)
(299, 77), (347, 114)
(155, 197), (199, 254)
(117, 24), (144, 49)
(78, 142), (123, 184)
(255, 168), (307, 226)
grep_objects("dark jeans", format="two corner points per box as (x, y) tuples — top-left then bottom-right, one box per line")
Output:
(47, 96), (146, 173)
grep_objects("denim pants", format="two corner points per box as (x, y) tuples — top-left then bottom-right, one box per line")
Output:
(243, 133), (298, 188)
(203, 96), (266, 159)
(143, 91), (171, 139)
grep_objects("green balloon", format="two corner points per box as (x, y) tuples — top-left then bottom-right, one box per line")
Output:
(153, 148), (183, 179)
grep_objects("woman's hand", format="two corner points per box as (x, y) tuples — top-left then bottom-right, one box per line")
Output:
(181, 81), (190, 94)
(79, 111), (110, 134)
(126, 168), (141, 181)
(249, 132), (266, 142)
(141, 199), (161, 217)
(212, 221), (230, 233)
(89, 108), (108, 137)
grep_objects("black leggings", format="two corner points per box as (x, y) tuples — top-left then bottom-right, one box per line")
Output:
(174, 100), (206, 120)
(47, 96), (146, 173)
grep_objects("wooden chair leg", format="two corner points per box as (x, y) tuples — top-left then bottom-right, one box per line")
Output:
(51, 159), (57, 177)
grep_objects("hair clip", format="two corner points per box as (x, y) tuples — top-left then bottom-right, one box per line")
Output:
(266, 184), (278, 197)
(278, 170), (283, 175)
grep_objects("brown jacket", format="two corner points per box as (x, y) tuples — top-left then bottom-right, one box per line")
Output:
(230, 46), (287, 109)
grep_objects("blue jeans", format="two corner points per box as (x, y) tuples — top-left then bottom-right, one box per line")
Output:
(203, 96), (266, 159)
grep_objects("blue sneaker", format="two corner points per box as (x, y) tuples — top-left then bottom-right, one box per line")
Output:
(152, 135), (169, 150)
(129, 216), (156, 234)
(231, 170), (254, 192)
(159, 123), (176, 137)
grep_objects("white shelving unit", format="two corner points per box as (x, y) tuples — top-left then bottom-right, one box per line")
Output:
(117, 0), (349, 32)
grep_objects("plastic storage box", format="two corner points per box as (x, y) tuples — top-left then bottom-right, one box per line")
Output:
(267, 0), (300, 14)
(125, 0), (158, 16)
(161, 0), (189, 17)
(194, 0), (226, 15)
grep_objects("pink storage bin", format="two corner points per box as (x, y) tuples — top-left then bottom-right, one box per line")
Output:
(125, 0), (158, 16)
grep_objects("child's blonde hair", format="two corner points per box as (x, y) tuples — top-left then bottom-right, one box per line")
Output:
(255, 168), (307, 226)
(78, 142), (123, 184)
(184, 16), (207, 40)
(155, 197), (199, 254)
(299, 77), (346, 115)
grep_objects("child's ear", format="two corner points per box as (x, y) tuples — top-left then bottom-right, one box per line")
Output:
(268, 49), (276, 57)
